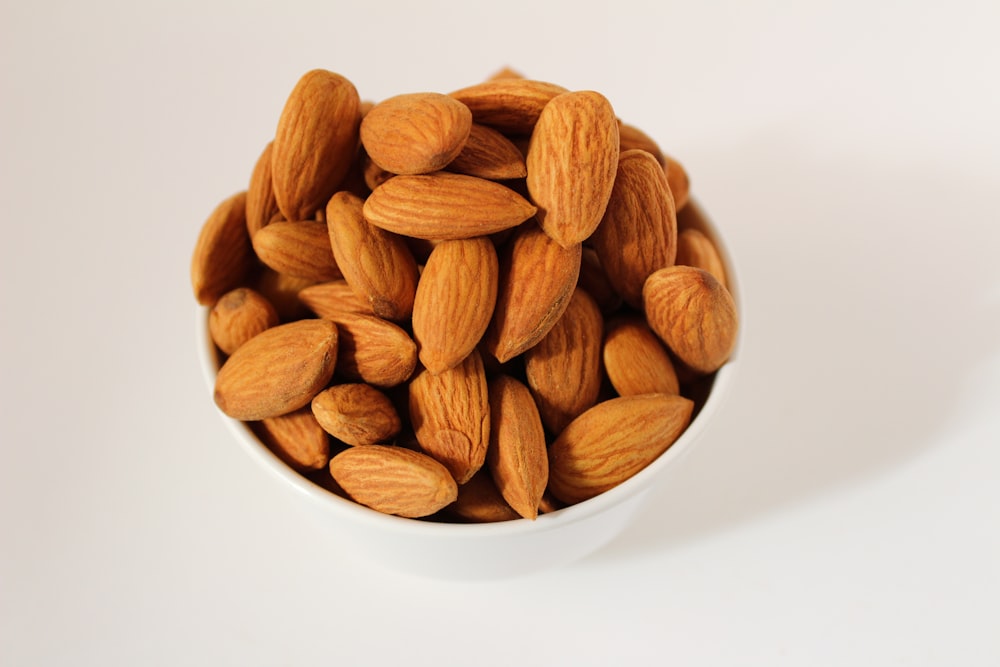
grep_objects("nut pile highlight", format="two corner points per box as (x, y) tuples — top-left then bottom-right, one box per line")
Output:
(191, 67), (738, 522)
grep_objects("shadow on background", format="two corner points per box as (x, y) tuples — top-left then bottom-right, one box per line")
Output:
(584, 129), (1000, 562)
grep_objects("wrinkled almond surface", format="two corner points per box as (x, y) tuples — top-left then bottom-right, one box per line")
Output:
(361, 92), (472, 175)
(487, 375), (548, 520)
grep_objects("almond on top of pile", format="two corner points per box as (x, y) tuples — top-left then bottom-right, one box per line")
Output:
(191, 67), (738, 522)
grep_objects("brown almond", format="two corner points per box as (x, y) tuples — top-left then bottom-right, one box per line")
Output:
(363, 172), (537, 240)
(251, 220), (343, 282)
(642, 265), (738, 374)
(246, 141), (279, 237)
(408, 350), (490, 484)
(675, 227), (728, 289)
(253, 269), (314, 322)
(548, 394), (694, 505)
(208, 287), (279, 355)
(446, 123), (527, 180)
(577, 247), (623, 315)
(602, 315), (680, 397)
(326, 191), (419, 322)
(360, 92), (473, 175)
(258, 407), (330, 471)
(524, 288), (604, 435)
(486, 66), (525, 81)
(618, 122), (665, 164)
(298, 279), (374, 318)
(362, 150), (395, 191)
(319, 311), (417, 387)
(214, 319), (338, 420)
(311, 383), (401, 446)
(663, 154), (690, 211)
(191, 191), (256, 306)
(446, 469), (521, 523)
(329, 445), (458, 518)
(487, 375), (548, 520)
(449, 79), (569, 135)
(526, 90), (620, 247)
(485, 222), (582, 363)
(272, 69), (361, 221)
(591, 149), (678, 308)
(412, 238), (499, 374)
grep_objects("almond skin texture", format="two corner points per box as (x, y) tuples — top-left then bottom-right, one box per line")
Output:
(311, 383), (401, 446)
(524, 288), (604, 435)
(214, 319), (338, 420)
(412, 238), (499, 374)
(208, 287), (279, 355)
(363, 172), (537, 240)
(548, 394), (694, 505)
(408, 350), (490, 484)
(191, 191), (256, 306)
(316, 311), (417, 387)
(591, 149), (678, 308)
(487, 375), (548, 520)
(360, 92), (473, 175)
(663, 154), (691, 211)
(251, 220), (343, 282)
(602, 315), (680, 397)
(642, 265), (738, 374)
(618, 122), (665, 164)
(325, 191), (419, 322)
(485, 222), (582, 363)
(257, 407), (331, 471)
(446, 469), (521, 523)
(526, 90), (620, 247)
(246, 141), (279, 237)
(446, 123), (527, 180)
(449, 79), (569, 135)
(298, 279), (375, 317)
(328, 445), (458, 518)
(675, 227), (728, 289)
(272, 69), (361, 221)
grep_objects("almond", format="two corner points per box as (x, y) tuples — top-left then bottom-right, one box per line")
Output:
(446, 123), (527, 180)
(618, 121), (664, 164)
(524, 288), (603, 435)
(449, 79), (569, 135)
(362, 150), (395, 191)
(360, 92), (472, 175)
(328, 445), (458, 518)
(408, 350), (490, 484)
(363, 172), (536, 240)
(325, 190), (419, 322)
(663, 154), (690, 211)
(486, 375), (548, 520)
(214, 319), (338, 420)
(317, 310), (417, 387)
(251, 220), (343, 282)
(191, 191), (256, 306)
(577, 247), (623, 315)
(675, 227), (728, 289)
(446, 469), (521, 523)
(272, 69), (361, 221)
(602, 315), (680, 396)
(298, 279), (374, 317)
(253, 269), (315, 323)
(208, 287), (279, 355)
(411, 238), (499, 374)
(591, 149), (678, 308)
(485, 222), (582, 363)
(311, 383), (401, 446)
(642, 265), (738, 374)
(257, 407), (331, 471)
(526, 90), (619, 247)
(246, 141), (279, 237)
(548, 394), (694, 505)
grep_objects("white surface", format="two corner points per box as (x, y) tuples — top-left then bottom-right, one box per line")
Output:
(2, 1), (998, 665)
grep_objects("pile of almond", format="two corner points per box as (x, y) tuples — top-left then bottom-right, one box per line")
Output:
(191, 67), (738, 522)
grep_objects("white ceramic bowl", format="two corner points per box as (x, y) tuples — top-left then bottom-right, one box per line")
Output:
(196, 202), (740, 580)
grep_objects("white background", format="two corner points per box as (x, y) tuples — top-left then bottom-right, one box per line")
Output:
(2, 0), (999, 665)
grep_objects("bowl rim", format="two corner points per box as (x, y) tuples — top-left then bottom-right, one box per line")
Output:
(196, 200), (742, 537)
